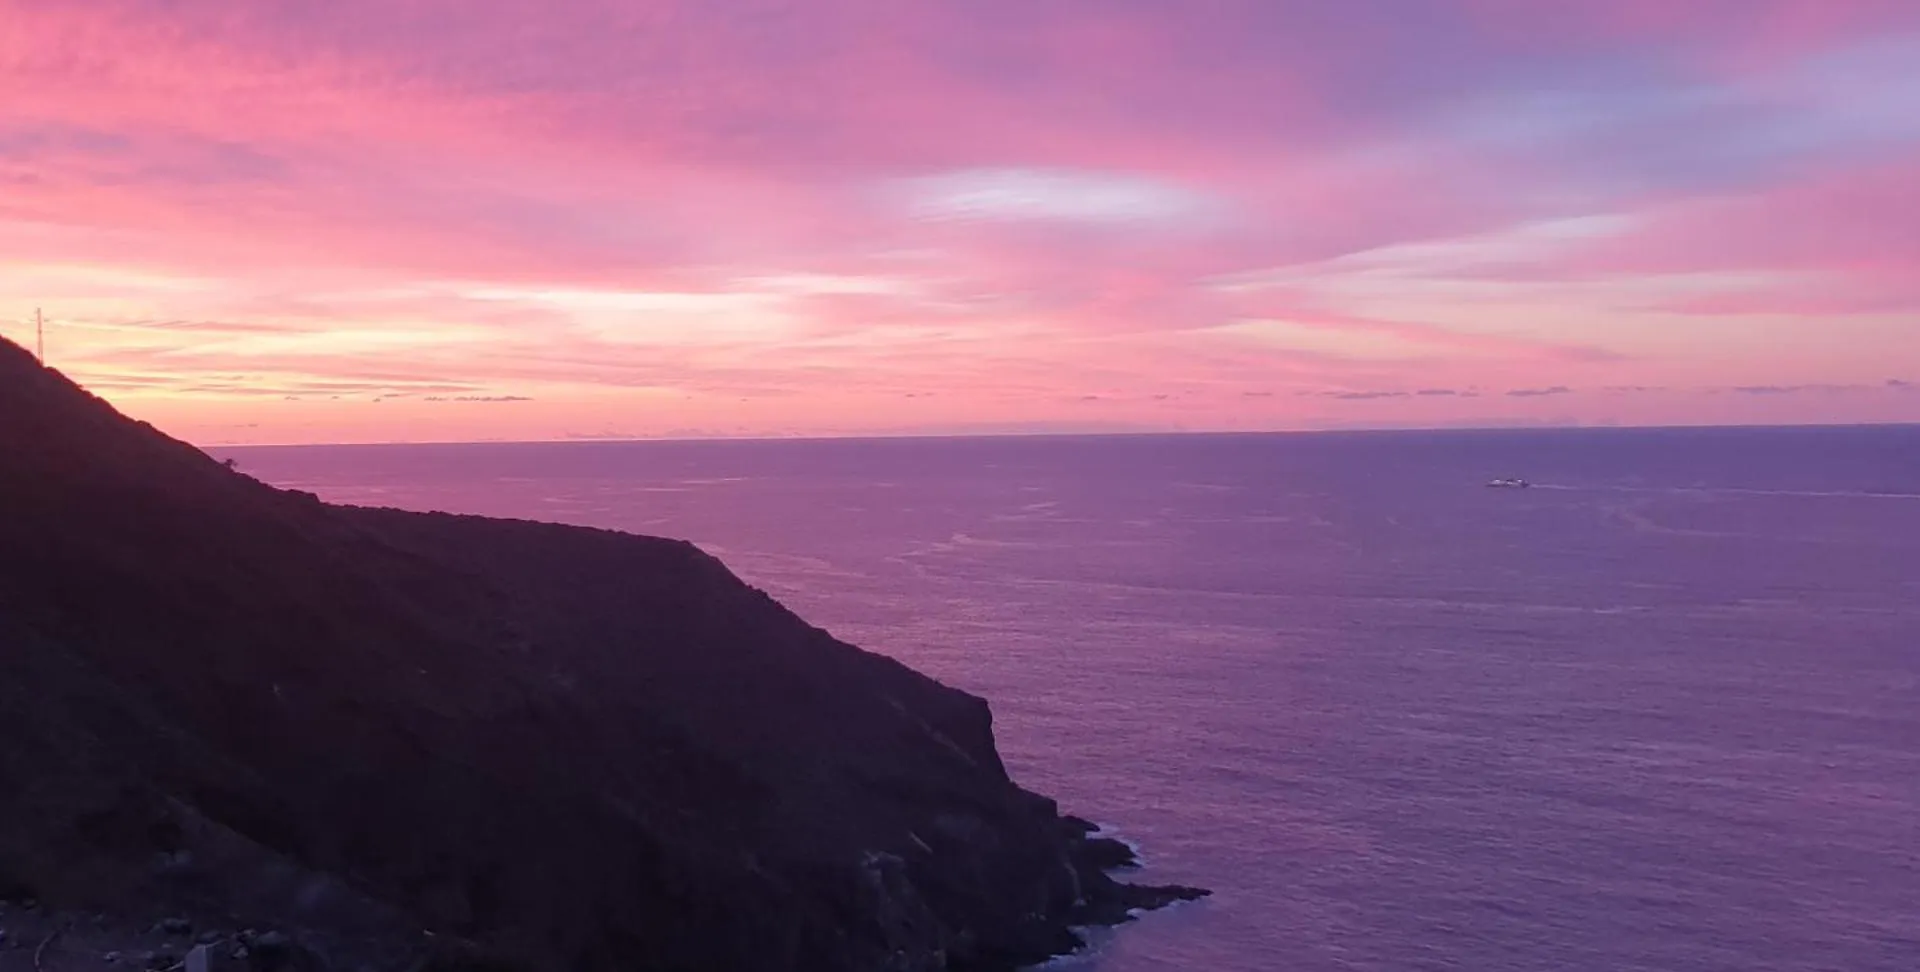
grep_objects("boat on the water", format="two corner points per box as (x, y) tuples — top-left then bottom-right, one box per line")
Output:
(1486, 478), (1532, 488)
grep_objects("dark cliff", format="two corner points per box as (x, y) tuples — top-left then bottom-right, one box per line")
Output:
(0, 337), (1202, 972)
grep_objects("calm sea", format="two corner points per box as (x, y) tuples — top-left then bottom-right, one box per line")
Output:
(223, 427), (1920, 972)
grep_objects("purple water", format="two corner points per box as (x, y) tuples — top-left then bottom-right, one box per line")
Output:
(221, 427), (1920, 972)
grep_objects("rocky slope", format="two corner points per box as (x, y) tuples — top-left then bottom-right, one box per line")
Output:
(0, 337), (1203, 972)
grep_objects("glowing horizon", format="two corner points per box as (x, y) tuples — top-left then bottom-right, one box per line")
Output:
(4, 1), (1918, 445)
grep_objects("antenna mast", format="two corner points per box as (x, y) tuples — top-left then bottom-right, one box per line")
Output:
(35, 307), (44, 363)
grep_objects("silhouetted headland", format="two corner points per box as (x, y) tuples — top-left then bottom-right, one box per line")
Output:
(0, 336), (1204, 972)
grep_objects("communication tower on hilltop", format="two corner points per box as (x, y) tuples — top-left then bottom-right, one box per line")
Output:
(36, 307), (44, 362)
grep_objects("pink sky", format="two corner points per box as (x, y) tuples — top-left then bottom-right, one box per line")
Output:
(4, 0), (1918, 444)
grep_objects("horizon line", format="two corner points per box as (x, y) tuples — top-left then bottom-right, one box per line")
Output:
(208, 418), (1920, 451)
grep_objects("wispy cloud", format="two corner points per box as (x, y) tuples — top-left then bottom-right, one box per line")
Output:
(1730, 383), (1866, 395)
(1325, 390), (1411, 401)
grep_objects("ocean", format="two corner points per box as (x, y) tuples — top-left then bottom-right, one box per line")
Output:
(222, 426), (1920, 972)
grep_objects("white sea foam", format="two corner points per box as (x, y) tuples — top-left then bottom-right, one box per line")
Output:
(1088, 823), (1146, 868)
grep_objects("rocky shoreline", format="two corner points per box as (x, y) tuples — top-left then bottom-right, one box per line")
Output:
(0, 900), (367, 972)
(2, 844), (1201, 972)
